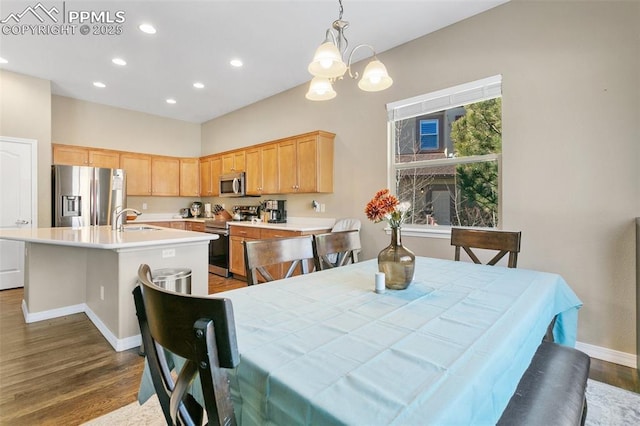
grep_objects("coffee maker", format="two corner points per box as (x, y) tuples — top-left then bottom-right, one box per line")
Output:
(264, 200), (286, 223)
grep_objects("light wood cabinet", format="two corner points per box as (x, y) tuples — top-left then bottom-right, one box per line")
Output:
(120, 153), (152, 196)
(185, 221), (205, 232)
(199, 155), (221, 197)
(246, 143), (279, 196)
(277, 131), (334, 194)
(229, 226), (262, 276)
(53, 130), (334, 198)
(179, 158), (199, 197)
(221, 150), (246, 174)
(151, 156), (180, 196)
(53, 144), (120, 169)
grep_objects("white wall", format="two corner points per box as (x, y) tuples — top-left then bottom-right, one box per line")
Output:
(51, 95), (202, 214)
(201, 1), (640, 355)
(0, 70), (52, 226)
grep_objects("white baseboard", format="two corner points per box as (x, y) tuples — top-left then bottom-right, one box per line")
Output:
(84, 306), (142, 352)
(22, 299), (85, 323)
(576, 341), (638, 369)
(21, 299), (141, 352)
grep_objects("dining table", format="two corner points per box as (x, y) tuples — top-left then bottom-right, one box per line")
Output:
(138, 256), (582, 425)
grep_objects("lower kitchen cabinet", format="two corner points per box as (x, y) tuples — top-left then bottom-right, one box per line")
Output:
(229, 226), (262, 277)
(185, 221), (205, 232)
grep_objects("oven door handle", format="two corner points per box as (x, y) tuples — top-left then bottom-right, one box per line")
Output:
(205, 229), (229, 236)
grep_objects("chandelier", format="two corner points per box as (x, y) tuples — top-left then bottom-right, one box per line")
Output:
(305, 0), (393, 101)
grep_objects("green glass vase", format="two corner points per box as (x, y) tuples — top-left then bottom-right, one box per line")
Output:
(377, 227), (415, 290)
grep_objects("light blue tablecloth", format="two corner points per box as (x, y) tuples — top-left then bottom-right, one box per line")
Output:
(139, 257), (582, 425)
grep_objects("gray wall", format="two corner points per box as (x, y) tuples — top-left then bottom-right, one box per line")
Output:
(201, 1), (640, 355)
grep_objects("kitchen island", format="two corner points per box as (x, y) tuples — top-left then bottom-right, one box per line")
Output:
(0, 225), (216, 351)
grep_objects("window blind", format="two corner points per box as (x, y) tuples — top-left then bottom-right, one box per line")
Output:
(387, 75), (502, 122)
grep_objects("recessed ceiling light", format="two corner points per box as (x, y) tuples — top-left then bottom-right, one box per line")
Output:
(93, 82), (106, 88)
(0, 57), (8, 64)
(230, 59), (243, 68)
(112, 57), (127, 66)
(166, 98), (176, 104)
(139, 23), (156, 34)
(193, 82), (205, 89)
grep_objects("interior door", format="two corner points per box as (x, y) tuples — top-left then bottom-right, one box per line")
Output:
(0, 137), (37, 289)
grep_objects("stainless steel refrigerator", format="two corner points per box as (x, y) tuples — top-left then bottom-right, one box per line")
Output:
(52, 165), (127, 227)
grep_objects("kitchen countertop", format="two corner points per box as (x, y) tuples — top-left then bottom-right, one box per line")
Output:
(0, 225), (217, 249)
(228, 217), (335, 232)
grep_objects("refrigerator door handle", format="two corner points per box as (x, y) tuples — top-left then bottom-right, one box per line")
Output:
(91, 170), (98, 226)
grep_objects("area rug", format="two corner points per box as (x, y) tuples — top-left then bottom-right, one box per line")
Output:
(83, 379), (639, 425)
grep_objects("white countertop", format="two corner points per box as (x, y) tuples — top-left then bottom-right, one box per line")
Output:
(228, 217), (335, 232)
(0, 225), (217, 249)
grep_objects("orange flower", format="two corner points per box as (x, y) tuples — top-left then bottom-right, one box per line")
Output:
(365, 189), (400, 223)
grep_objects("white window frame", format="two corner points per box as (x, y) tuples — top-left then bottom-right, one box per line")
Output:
(386, 75), (503, 239)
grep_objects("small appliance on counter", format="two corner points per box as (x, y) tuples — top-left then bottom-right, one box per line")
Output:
(204, 203), (213, 218)
(232, 205), (260, 221)
(264, 200), (287, 223)
(190, 201), (203, 218)
(179, 208), (191, 218)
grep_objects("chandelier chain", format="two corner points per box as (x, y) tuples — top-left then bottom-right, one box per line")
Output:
(338, 0), (344, 20)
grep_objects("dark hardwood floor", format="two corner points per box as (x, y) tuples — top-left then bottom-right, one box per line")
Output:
(1, 275), (637, 424)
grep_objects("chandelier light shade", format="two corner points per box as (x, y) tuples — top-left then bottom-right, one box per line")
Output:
(308, 42), (347, 79)
(306, 0), (393, 101)
(358, 59), (393, 92)
(305, 77), (337, 101)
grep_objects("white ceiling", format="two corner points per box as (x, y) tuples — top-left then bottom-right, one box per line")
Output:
(0, 0), (508, 123)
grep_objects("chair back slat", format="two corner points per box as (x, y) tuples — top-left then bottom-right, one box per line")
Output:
(244, 236), (314, 285)
(313, 230), (362, 271)
(451, 228), (521, 268)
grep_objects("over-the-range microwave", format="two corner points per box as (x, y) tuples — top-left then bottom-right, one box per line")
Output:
(219, 172), (246, 197)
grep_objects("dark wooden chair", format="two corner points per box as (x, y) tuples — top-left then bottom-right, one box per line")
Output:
(451, 228), (522, 268)
(312, 230), (361, 271)
(243, 235), (314, 285)
(133, 264), (240, 426)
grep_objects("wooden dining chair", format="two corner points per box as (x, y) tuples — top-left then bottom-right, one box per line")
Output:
(451, 228), (522, 268)
(312, 230), (361, 271)
(243, 235), (314, 285)
(133, 264), (240, 426)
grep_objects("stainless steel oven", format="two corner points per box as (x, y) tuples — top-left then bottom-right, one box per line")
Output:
(205, 219), (231, 277)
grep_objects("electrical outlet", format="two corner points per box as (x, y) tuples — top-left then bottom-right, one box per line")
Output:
(162, 248), (176, 258)
(320, 203), (325, 212)
(142, 203), (148, 210)
(100, 286), (104, 300)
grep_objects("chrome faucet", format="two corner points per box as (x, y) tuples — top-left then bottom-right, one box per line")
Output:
(112, 207), (142, 231)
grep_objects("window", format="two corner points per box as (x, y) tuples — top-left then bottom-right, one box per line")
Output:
(418, 118), (440, 151)
(387, 75), (502, 230)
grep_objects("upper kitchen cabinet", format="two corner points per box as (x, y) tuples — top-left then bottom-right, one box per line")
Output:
(200, 155), (221, 197)
(246, 143), (279, 196)
(53, 144), (120, 169)
(221, 150), (246, 174)
(179, 158), (200, 197)
(120, 152), (152, 196)
(278, 131), (334, 194)
(151, 155), (180, 196)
